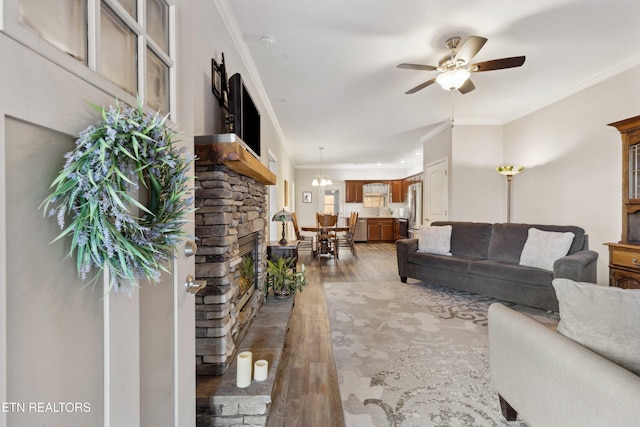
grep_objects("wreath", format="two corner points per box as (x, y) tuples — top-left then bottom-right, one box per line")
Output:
(42, 98), (194, 293)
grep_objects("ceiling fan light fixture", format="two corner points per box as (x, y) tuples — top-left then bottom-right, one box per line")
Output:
(436, 69), (470, 91)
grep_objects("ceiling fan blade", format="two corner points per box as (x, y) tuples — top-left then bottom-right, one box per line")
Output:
(397, 63), (437, 71)
(405, 78), (436, 94)
(454, 36), (487, 64)
(470, 56), (526, 72)
(458, 79), (475, 94)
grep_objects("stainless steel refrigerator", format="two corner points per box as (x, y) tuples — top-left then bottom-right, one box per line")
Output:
(407, 183), (423, 238)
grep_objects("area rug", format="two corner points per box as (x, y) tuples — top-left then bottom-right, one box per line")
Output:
(324, 281), (558, 427)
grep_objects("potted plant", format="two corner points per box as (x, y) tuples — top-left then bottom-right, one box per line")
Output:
(264, 256), (308, 299)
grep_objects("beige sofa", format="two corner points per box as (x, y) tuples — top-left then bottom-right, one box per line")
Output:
(488, 302), (640, 427)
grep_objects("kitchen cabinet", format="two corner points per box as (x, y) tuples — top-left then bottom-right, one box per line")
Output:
(394, 218), (408, 240)
(367, 218), (395, 241)
(391, 180), (405, 203)
(345, 180), (363, 203)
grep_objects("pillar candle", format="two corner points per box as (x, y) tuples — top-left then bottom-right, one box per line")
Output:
(254, 359), (268, 381)
(236, 351), (252, 388)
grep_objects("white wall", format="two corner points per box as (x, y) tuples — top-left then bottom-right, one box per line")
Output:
(503, 65), (640, 284)
(191, 1), (296, 221)
(450, 124), (505, 222)
(414, 67), (640, 284)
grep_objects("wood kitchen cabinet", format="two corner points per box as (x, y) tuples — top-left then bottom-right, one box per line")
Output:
(391, 180), (405, 203)
(606, 114), (640, 289)
(345, 180), (363, 203)
(367, 218), (395, 242)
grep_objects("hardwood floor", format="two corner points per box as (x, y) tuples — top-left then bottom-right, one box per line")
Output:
(267, 242), (399, 427)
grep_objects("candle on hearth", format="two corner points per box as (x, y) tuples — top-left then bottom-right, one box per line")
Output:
(236, 351), (252, 388)
(254, 359), (268, 381)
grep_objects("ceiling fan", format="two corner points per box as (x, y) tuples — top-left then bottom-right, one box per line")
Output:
(398, 36), (525, 95)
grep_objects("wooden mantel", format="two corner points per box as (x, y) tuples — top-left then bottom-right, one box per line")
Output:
(195, 134), (277, 185)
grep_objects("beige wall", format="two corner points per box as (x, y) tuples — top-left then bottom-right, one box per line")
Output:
(450, 124), (504, 222)
(415, 66), (640, 284)
(503, 65), (640, 284)
(191, 1), (296, 225)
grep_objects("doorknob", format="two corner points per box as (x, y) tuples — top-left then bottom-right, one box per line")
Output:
(185, 275), (206, 294)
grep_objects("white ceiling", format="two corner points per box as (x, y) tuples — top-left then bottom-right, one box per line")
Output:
(219, 0), (640, 170)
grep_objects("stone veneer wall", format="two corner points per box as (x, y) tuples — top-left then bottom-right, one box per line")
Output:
(194, 163), (268, 375)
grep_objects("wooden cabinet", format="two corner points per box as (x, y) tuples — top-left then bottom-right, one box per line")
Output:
(606, 243), (640, 289)
(345, 181), (363, 203)
(346, 175), (421, 204)
(606, 115), (640, 288)
(391, 180), (405, 203)
(367, 218), (395, 242)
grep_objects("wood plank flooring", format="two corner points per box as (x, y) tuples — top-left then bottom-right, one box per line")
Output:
(267, 242), (399, 427)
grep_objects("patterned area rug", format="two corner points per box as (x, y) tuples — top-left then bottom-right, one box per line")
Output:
(324, 281), (558, 427)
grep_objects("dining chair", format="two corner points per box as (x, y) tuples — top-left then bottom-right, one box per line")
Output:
(291, 212), (315, 254)
(316, 213), (338, 257)
(337, 212), (358, 258)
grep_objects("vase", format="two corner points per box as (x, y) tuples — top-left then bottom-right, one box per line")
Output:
(274, 289), (291, 299)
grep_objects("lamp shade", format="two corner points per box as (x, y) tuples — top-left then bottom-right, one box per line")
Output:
(272, 209), (293, 222)
(436, 69), (471, 91)
(496, 165), (524, 176)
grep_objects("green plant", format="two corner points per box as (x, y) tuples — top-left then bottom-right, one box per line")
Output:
(238, 256), (255, 288)
(40, 97), (194, 293)
(264, 257), (308, 298)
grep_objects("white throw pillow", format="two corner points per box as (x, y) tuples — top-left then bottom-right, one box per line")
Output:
(417, 225), (452, 256)
(553, 278), (640, 376)
(519, 227), (575, 271)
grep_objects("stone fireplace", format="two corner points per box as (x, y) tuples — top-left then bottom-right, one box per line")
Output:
(194, 146), (274, 375)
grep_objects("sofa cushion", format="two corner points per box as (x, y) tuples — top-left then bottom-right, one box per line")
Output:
(553, 278), (640, 376)
(432, 221), (493, 259)
(407, 252), (473, 273)
(417, 225), (452, 255)
(468, 260), (553, 287)
(519, 228), (575, 271)
(488, 223), (586, 263)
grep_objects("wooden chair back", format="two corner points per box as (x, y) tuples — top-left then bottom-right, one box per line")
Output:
(291, 212), (303, 240)
(316, 213), (338, 228)
(349, 212), (359, 235)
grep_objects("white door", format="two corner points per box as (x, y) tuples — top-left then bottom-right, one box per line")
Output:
(317, 186), (343, 222)
(425, 159), (449, 224)
(0, 28), (195, 427)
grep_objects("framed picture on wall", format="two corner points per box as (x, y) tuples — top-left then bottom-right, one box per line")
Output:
(302, 191), (312, 203)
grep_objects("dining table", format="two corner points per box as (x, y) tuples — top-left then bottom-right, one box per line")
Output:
(301, 225), (350, 258)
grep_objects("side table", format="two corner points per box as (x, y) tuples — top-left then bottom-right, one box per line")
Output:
(605, 242), (640, 289)
(267, 240), (299, 272)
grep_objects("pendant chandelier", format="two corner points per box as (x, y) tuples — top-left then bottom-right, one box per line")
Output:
(311, 147), (332, 186)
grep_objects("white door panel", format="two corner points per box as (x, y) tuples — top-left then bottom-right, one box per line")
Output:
(425, 159), (449, 224)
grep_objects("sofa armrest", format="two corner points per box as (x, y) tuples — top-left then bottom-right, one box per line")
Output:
(553, 249), (598, 282)
(489, 303), (640, 427)
(396, 238), (418, 280)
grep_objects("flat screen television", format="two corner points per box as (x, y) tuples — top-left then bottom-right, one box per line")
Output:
(228, 73), (261, 158)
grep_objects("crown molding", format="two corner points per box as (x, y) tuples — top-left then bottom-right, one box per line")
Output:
(504, 54), (640, 123)
(213, 0), (288, 153)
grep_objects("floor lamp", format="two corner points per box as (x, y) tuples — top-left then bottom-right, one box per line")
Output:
(496, 166), (524, 223)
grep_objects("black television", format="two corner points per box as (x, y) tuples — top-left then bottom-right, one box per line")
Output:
(228, 73), (261, 158)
